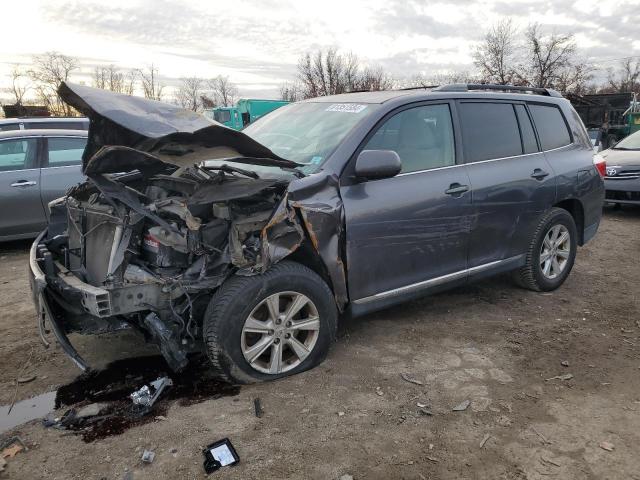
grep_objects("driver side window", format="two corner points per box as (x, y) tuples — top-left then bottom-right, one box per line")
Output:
(364, 104), (455, 173)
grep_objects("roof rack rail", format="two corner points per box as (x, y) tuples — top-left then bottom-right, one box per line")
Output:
(397, 85), (439, 91)
(433, 83), (563, 98)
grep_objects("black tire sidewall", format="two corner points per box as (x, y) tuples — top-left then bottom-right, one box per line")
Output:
(531, 210), (577, 291)
(206, 263), (337, 383)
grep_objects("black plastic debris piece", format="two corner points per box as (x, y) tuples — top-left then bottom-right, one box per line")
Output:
(202, 438), (240, 474)
(253, 398), (263, 418)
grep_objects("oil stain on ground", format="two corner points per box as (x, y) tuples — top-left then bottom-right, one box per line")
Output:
(53, 354), (240, 442)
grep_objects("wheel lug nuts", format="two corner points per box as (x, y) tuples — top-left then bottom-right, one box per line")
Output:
(268, 330), (274, 335)
(284, 333), (291, 339)
(285, 321), (292, 327)
(274, 338), (281, 344)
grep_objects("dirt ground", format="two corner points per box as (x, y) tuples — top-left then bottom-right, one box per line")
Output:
(1, 206), (639, 480)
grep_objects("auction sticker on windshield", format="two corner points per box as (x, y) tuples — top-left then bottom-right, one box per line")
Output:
(326, 104), (368, 113)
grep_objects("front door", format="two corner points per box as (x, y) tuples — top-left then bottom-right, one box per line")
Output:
(0, 137), (45, 239)
(341, 102), (472, 302)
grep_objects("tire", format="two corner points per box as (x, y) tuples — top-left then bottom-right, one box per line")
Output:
(513, 208), (578, 292)
(203, 261), (338, 384)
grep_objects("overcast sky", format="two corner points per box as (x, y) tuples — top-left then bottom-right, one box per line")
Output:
(1, 0), (639, 99)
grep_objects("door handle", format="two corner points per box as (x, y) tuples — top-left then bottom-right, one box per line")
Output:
(445, 183), (469, 196)
(10, 180), (37, 187)
(531, 168), (550, 180)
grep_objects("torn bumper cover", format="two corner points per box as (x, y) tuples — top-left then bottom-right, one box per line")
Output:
(29, 82), (348, 372)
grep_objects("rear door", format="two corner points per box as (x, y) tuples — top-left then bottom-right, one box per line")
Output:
(341, 102), (473, 303)
(459, 101), (557, 267)
(40, 136), (87, 217)
(0, 136), (46, 238)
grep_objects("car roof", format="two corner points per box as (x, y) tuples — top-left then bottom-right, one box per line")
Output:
(0, 129), (88, 139)
(0, 117), (88, 123)
(301, 88), (568, 105)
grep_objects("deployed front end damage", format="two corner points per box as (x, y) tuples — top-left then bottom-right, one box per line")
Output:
(29, 82), (347, 372)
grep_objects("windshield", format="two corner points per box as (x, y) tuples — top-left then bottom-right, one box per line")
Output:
(241, 101), (379, 174)
(614, 130), (640, 150)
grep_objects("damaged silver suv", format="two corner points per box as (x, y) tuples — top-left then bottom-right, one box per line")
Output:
(29, 83), (604, 383)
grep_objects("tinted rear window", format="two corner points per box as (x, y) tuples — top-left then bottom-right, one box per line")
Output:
(459, 102), (522, 162)
(528, 104), (572, 150)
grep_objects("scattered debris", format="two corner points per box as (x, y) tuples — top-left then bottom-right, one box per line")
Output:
(77, 403), (107, 418)
(253, 398), (263, 418)
(541, 457), (561, 467)
(339, 475), (354, 480)
(452, 400), (471, 411)
(375, 387), (384, 396)
(426, 456), (439, 463)
(203, 438), (240, 474)
(338, 411), (345, 417)
(560, 361), (569, 367)
(130, 377), (173, 412)
(1, 442), (24, 459)
(0, 457), (6, 472)
(141, 449), (156, 464)
(419, 409), (434, 416)
(479, 434), (491, 448)
(531, 426), (551, 445)
(400, 373), (423, 385)
(17, 375), (36, 384)
(599, 441), (614, 451)
(416, 402), (428, 408)
(545, 373), (573, 381)
(155, 415), (167, 421)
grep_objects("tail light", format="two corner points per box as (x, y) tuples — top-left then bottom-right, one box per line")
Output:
(593, 153), (606, 178)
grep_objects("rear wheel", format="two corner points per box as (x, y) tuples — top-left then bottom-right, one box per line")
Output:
(513, 208), (577, 292)
(203, 261), (337, 384)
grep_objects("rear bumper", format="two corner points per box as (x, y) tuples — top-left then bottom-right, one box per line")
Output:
(29, 230), (88, 371)
(604, 178), (640, 204)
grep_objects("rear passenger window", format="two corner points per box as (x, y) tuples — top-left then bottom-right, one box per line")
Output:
(514, 105), (538, 154)
(363, 104), (455, 173)
(46, 137), (86, 167)
(459, 103), (522, 162)
(528, 104), (572, 150)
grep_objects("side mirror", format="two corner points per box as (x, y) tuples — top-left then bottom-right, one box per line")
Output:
(355, 150), (402, 180)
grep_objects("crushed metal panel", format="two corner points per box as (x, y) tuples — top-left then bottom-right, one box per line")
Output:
(286, 173), (349, 309)
(57, 82), (298, 173)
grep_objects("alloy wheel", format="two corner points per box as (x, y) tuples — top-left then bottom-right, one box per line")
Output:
(241, 291), (320, 374)
(539, 224), (571, 280)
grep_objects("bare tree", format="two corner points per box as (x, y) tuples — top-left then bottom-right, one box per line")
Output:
(175, 76), (204, 111)
(208, 75), (238, 106)
(93, 64), (131, 93)
(138, 64), (164, 101)
(5, 65), (31, 106)
(554, 62), (593, 95)
(401, 71), (477, 89)
(473, 19), (518, 85)
(523, 24), (576, 88)
(297, 48), (393, 99)
(123, 69), (136, 95)
(28, 51), (78, 115)
(606, 58), (640, 93)
(279, 82), (300, 102)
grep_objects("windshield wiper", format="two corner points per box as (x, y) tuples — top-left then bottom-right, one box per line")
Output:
(202, 164), (260, 179)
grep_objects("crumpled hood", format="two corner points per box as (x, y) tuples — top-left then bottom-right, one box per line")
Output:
(58, 82), (298, 174)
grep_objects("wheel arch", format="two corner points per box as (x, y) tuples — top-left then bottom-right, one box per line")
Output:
(554, 198), (585, 245)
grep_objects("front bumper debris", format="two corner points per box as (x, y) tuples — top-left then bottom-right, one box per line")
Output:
(29, 231), (88, 371)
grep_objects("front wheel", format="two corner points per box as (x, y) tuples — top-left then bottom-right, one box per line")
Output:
(513, 208), (578, 292)
(203, 261), (337, 384)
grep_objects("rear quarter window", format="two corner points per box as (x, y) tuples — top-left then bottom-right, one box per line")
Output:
(459, 102), (522, 162)
(528, 104), (572, 150)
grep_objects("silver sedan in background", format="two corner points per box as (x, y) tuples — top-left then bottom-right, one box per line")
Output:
(0, 129), (87, 241)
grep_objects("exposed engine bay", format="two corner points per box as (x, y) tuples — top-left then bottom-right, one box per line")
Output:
(31, 82), (347, 372)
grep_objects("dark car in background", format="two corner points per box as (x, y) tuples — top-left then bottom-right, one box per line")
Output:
(29, 82), (604, 384)
(0, 117), (89, 132)
(0, 129), (87, 240)
(599, 130), (640, 206)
